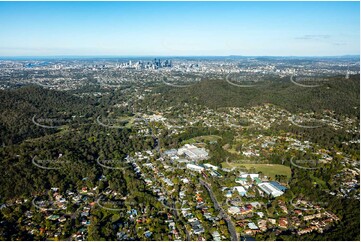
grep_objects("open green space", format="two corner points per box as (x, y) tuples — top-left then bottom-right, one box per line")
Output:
(181, 135), (222, 145)
(221, 162), (292, 179)
(103, 115), (135, 128)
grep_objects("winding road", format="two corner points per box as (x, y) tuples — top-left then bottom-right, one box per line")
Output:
(200, 179), (238, 241)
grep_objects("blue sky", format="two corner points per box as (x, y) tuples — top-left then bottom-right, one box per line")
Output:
(0, 1), (359, 56)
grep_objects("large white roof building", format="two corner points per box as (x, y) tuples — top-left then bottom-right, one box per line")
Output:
(186, 164), (205, 173)
(258, 182), (284, 197)
(178, 144), (209, 161)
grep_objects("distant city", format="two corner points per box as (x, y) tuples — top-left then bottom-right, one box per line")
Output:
(0, 56), (359, 91)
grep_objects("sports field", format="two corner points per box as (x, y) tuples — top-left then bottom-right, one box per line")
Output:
(221, 162), (292, 179)
(182, 135), (222, 144)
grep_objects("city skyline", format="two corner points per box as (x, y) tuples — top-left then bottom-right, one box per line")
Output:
(0, 1), (359, 56)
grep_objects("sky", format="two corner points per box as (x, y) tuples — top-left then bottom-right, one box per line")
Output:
(0, 1), (359, 56)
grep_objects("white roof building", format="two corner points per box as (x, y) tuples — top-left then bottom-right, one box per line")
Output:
(162, 178), (174, 186)
(181, 178), (190, 184)
(228, 206), (241, 215)
(248, 222), (259, 230)
(233, 186), (247, 196)
(250, 201), (261, 208)
(212, 231), (221, 241)
(240, 173), (259, 179)
(204, 163), (219, 170)
(186, 164), (205, 173)
(177, 158), (191, 163)
(225, 190), (232, 198)
(178, 144), (208, 161)
(258, 182), (284, 197)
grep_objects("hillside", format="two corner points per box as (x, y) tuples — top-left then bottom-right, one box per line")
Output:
(150, 75), (359, 117)
(0, 85), (96, 145)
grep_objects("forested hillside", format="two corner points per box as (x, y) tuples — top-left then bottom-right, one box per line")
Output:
(0, 86), (97, 145)
(149, 75), (359, 116)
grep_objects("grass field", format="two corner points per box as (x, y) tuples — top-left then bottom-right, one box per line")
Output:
(182, 135), (222, 145)
(116, 116), (134, 128)
(224, 146), (240, 154)
(221, 162), (292, 179)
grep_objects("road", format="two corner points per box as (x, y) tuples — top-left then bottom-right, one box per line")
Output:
(152, 129), (190, 241)
(169, 198), (191, 241)
(200, 179), (238, 241)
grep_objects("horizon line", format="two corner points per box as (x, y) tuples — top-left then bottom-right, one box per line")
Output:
(0, 54), (359, 59)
